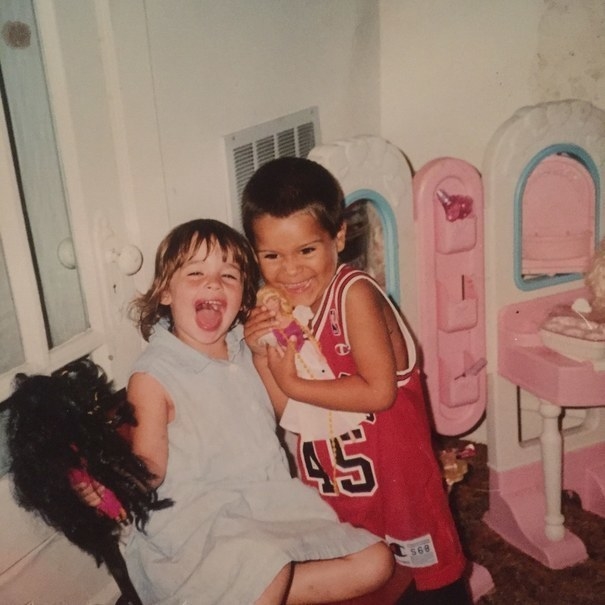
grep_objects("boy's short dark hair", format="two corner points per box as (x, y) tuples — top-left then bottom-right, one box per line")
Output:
(241, 157), (345, 247)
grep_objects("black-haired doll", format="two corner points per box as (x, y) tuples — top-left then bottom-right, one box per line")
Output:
(1, 358), (172, 604)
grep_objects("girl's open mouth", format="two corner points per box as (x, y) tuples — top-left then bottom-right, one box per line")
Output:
(195, 299), (224, 331)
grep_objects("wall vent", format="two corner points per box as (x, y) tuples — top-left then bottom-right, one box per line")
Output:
(224, 107), (320, 229)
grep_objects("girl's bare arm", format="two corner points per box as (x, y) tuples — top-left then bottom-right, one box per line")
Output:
(266, 279), (401, 413)
(73, 371), (173, 505)
(127, 372), (173, 487)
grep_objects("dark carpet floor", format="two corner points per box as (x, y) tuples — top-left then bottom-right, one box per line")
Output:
(444, 441), (605, 605)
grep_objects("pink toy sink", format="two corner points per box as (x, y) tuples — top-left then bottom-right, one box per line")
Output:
(540, 327), (605, 361)
(498, 288), (605, 407)
(540, 304), (605, 362)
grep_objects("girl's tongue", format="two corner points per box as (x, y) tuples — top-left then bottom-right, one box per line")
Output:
(195, 300), (223, 331)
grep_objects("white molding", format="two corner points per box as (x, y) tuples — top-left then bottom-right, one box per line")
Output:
(0, 106), (47, 383)
(93, 0), (142, 241)
(33, 0), (106, 342)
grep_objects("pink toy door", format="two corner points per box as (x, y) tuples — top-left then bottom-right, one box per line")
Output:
(413, 158), (486, 435)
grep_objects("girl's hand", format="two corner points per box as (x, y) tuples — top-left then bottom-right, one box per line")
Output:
(266, 337), (300, 396)
(69, 470), (127, 522)
(244, 305), (276, 356)
(71, 474), (104, 508)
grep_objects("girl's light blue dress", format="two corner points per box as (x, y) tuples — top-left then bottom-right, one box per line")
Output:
(124, 323), (379, 604)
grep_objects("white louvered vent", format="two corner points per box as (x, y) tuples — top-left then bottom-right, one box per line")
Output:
(225, 107), (320, 229)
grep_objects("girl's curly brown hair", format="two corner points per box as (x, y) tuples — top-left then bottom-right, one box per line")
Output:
(132, 219), (261, 340)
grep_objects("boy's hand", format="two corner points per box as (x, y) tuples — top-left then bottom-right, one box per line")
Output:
(266, 337), (300, 396)
(244, 305), (276, 356)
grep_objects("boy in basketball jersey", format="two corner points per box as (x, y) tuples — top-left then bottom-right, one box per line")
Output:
(242, 157), (470, 605)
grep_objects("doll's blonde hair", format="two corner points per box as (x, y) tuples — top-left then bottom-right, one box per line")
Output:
(256, 286), (294, 315)
(255, 285), (319, 346)
(586, 237), (605, 315)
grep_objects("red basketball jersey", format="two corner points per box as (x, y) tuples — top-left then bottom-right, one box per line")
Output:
(294, 265), (466, 590)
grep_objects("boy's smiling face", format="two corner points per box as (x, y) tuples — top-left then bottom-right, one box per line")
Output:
(252, 210), (346, 313)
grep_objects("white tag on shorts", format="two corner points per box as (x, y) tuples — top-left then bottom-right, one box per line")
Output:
(386, 533), (439, 568)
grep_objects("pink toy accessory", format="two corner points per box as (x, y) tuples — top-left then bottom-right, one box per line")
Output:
(439, 443), (476, 491)
(436, 189), (473, 222)
(68, 466), (126, 521)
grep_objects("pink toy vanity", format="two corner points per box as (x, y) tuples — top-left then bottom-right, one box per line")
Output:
(309, 98), (605, 599)
(481, 100), (605, 569)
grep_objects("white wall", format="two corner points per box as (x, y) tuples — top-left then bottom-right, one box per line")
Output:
(111, 0), (381, 287)
(380, 0), (605, 171)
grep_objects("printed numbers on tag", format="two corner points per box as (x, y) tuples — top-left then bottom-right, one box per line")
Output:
(386, 533), (438, 568)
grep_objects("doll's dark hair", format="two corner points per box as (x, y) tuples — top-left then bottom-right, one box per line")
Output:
(241, 157), (345, 248)
(132, 218), (261, 341)
(2, 358), (172, 566)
